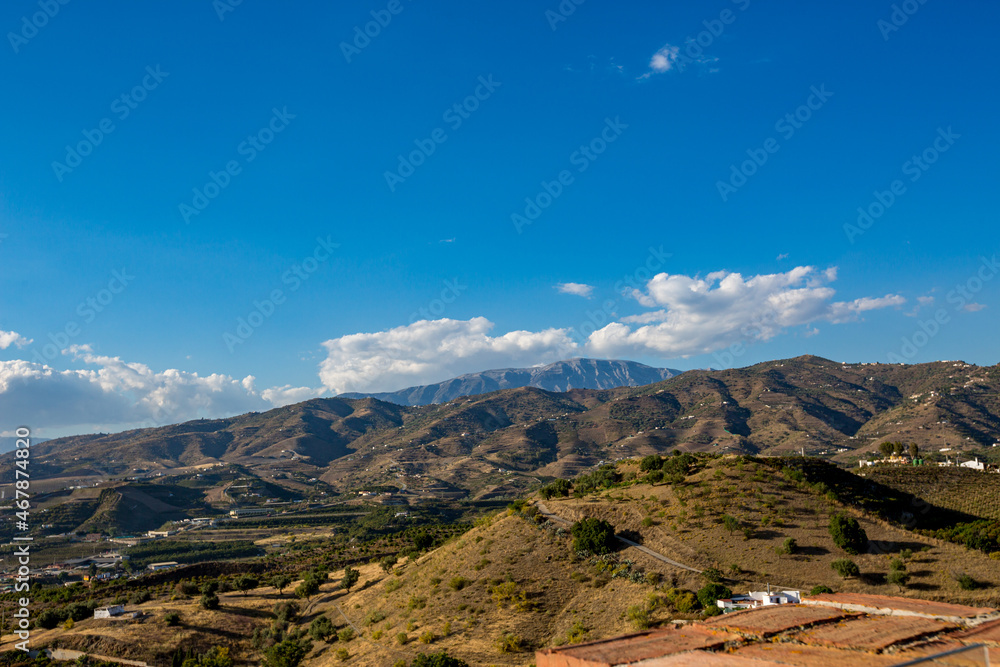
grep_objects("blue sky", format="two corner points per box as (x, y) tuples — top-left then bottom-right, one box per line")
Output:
(1, 0), (998, 436)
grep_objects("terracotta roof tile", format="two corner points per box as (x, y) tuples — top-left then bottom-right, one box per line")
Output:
(796, 615), (952, 651)
(804, 593), (997, 619)
(735, 643), (903, 667)
(705, 604), (849, 637)
(949, 618), (1000, 645)
(535, 626), (738, 666)
(637, 650), (784, 666)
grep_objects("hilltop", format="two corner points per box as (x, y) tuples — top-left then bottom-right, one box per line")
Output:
(338, 358), (682, 406)
(9, 357), (1000, 497)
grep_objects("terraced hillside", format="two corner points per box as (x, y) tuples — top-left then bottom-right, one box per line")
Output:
(862, 465), (1000, 521)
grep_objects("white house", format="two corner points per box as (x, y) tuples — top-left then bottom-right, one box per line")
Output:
(93, 605), (125, 619)
(146, 561), (179, 571)
(229, 507), (269, 518)
(960, 457), (985, 471)
(717, 588), (801, 612)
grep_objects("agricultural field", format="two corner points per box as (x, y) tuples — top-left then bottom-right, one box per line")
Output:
(862, 465), (1000, 521)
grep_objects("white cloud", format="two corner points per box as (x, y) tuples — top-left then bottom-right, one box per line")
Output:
(0, 346), (315, 433)
(319, 317), (578, 394)
(918, 296), (935, 306)
(648, 44), (681, 73)
(317, 267), (907, 393)
(962, 302), (987, 312)
(826, 294), (907, 323)
(555, 282), (595, 299)
(0, 329), (32, 350)
(590, 266), (904, 358)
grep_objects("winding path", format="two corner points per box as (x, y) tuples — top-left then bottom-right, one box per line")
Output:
(535, 501), (703, 574)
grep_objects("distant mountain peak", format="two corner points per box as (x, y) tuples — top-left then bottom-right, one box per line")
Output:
(338, 358), (683, 406)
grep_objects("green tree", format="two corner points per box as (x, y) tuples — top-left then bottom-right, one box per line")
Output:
(411, 651), (470, 667)
(199, 647), (234, 667)
(263, 639), (311, 667)
(639, 455), (663, 472)
(722, 515), (739, 536)
(829, 513), (869, 555)
(37, 609), (62, 629)
(776, 537), (797, 555)
(271, 574), (292, 595)
(909, 443), (919, 459)
(309, 615), (334, 641)
(878, 441), (894, 457)
(831, 558), (860, 579)
(413, 531), (433, 551)
(295, 578), (320, 600)
(809, 585), (833, 596)
(540, 478), (573, 499)
(200, 593), (220, 610)
(696, 583), (733, 609)
(570, 518), (616, 555)
(235, 575), (259, 596)
(379, 555), (398, 573)
(342, 566), (360, 592)
(887, 568), (910, 591)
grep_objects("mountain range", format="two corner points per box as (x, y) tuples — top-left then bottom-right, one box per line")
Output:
(9, 355), (1000, 502)
(338, 358), (682, 406)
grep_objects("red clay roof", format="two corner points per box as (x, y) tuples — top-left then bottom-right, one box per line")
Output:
(705, 604), (849, 636)
(796, 615), (953, 651)
(804, 593), (997, 618)
(534, 626), (738, 667)
(950, 618), (1000, 645)
(735, 643), (904, 666)
(638, 650), (784, 665)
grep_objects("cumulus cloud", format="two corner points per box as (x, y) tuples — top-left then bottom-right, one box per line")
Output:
(962, 302), (987, 312)
(589, 267), (904, 358)
(0, 346), (315, 433)
(317, 267), (906, 393)
(0, 329), (32, 350)
(319, 317), (578, 394)
(555, 282), (595, 299)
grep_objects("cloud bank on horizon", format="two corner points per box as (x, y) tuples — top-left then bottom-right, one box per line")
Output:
(1, 266), (906, 436)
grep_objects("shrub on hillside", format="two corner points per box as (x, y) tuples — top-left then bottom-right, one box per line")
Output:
(411, 651), (470, 667)
(829, 513), (869, 555)
(639, 455), (663, 472)
(626, 605), (651, 630)
(570, 518), (616, 555)
(831, 558), (860, 579)
(263, 638), (311, 667)
(309, 616), (334, 641)
(809, 585), (833, 596)
(887, 568), (910, 591)
(775, 537), (797, 555)
(539, 478), (572, 499)
(495, 633), (523, 654)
